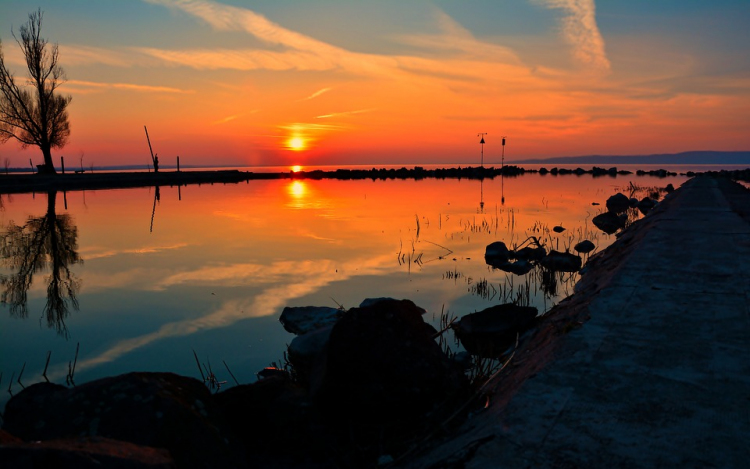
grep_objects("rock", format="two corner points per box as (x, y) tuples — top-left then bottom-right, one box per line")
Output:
(279, 305), (342, 335)
(319, 299), (467, 428)
(593, 211), (627, 234)
(638, 196), (657, 215)
(605, 192), (631, 213)
(484, 241), (510, 262)
(629, 197), (639, 208)
(0, 436), (175, 468)
(0, 430), (21, 444)
(552, 225), (566, 233)
(213, 376), (330, 467)
(665, 183), (675, 193)
(2, 372), (242, 469)
(452, 303), (538, 357)
(511, 245), (546, 261)
(574, 240), (596, 254)
(491, 259), (534, 275)
(287, 324), (333, 387)
(540, 250), (582, 272)
(361, 297), (426, 315)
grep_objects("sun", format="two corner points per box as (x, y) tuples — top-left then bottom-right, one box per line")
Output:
(287, 137), (305, 151)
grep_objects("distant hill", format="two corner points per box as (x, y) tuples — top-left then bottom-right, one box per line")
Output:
(513, 151), (750, 165)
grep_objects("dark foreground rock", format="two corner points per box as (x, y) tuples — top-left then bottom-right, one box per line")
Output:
(2, 373), (242, 469)
(0, 437), (175, 469)
(2, 300), (472, 468)
(319, 299), (468, 430)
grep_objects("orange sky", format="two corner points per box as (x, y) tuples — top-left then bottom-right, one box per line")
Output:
(1, 0), (749, 168)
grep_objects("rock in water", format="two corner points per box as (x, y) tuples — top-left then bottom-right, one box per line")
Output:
(638, 196), (657, 215)
(606, 193), (631, 213)
(484, 241), (510, 262)
(453, 303), (538, 358)
(540, 250), (583, 272)
(592, 211), (627, 234)
(574, 240), (596, 254)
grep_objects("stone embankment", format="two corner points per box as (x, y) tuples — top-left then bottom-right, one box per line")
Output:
(402, 175), (750, 468)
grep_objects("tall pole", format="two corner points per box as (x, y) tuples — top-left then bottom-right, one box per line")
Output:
(477, 133), (487, 168)
(501, 136), (507, 169)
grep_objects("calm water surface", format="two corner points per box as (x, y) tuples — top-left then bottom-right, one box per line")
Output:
(0, 172), (690, 405)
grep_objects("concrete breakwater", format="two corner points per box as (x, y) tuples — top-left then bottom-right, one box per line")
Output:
(403, 175), (750, 468)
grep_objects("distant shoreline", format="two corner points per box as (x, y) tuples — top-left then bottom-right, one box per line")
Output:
(0, 165), (748, 194)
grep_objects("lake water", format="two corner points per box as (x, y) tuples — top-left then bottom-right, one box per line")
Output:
(0, 169), (695, 406)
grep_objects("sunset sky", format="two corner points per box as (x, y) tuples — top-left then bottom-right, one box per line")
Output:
(1, 0), (748, 168)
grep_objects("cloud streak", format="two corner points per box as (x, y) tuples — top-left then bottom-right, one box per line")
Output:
(534, 0), (610, 72)
(66, 80), (193, 94)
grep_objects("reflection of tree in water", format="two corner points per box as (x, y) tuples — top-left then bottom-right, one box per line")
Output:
(0, 191), (81, 337)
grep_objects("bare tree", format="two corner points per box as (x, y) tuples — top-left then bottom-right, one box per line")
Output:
(0, 9), (72, 175)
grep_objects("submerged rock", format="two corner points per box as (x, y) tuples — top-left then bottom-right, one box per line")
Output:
(540, 250), (583, 272)
(453, 303), (538, 357)
(512, 245), (546, 262)
(491, 259), (535, 275)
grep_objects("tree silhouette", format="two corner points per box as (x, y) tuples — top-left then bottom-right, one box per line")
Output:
(0, 191), (81, 337)
(0, 9), (72, 174)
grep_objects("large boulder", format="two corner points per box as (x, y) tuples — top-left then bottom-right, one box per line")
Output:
(279, 305), (342, 335)
(213, 376), (331, 467)
(453, 303), (538, 358)
(605, 192), (631, 213)
(318, 299), (467, 428)
(1, 373), (242, 469)
(287, 324), (333, 388)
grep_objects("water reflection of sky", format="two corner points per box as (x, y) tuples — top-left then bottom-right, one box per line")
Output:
(0, 173), (690, 405)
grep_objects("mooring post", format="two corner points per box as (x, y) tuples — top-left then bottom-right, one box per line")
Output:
(177, 156), (180, 172)
(61, 156), (65, 174)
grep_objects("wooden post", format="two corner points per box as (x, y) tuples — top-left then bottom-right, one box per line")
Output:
(177, 156), (180, 172)
(61, 156), (65, 174)
(29, 159), (34, 173)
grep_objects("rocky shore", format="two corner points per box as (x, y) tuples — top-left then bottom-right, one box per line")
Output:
(0, 163), (708, 194)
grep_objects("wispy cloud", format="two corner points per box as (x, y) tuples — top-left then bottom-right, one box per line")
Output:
(534, 0), (610, 72)
(66, 80), (194, 94)
(301, 87), (332, 101)
(316, 108), (376, 119)
(80, 243), (190, 260)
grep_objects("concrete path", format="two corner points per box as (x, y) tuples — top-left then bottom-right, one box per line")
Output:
(406, 176), (750, 468)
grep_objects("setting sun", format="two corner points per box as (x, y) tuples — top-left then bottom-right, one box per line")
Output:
(287, 137), (306, 151)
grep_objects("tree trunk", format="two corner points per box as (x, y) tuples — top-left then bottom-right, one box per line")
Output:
(39, 145), (57, 174)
